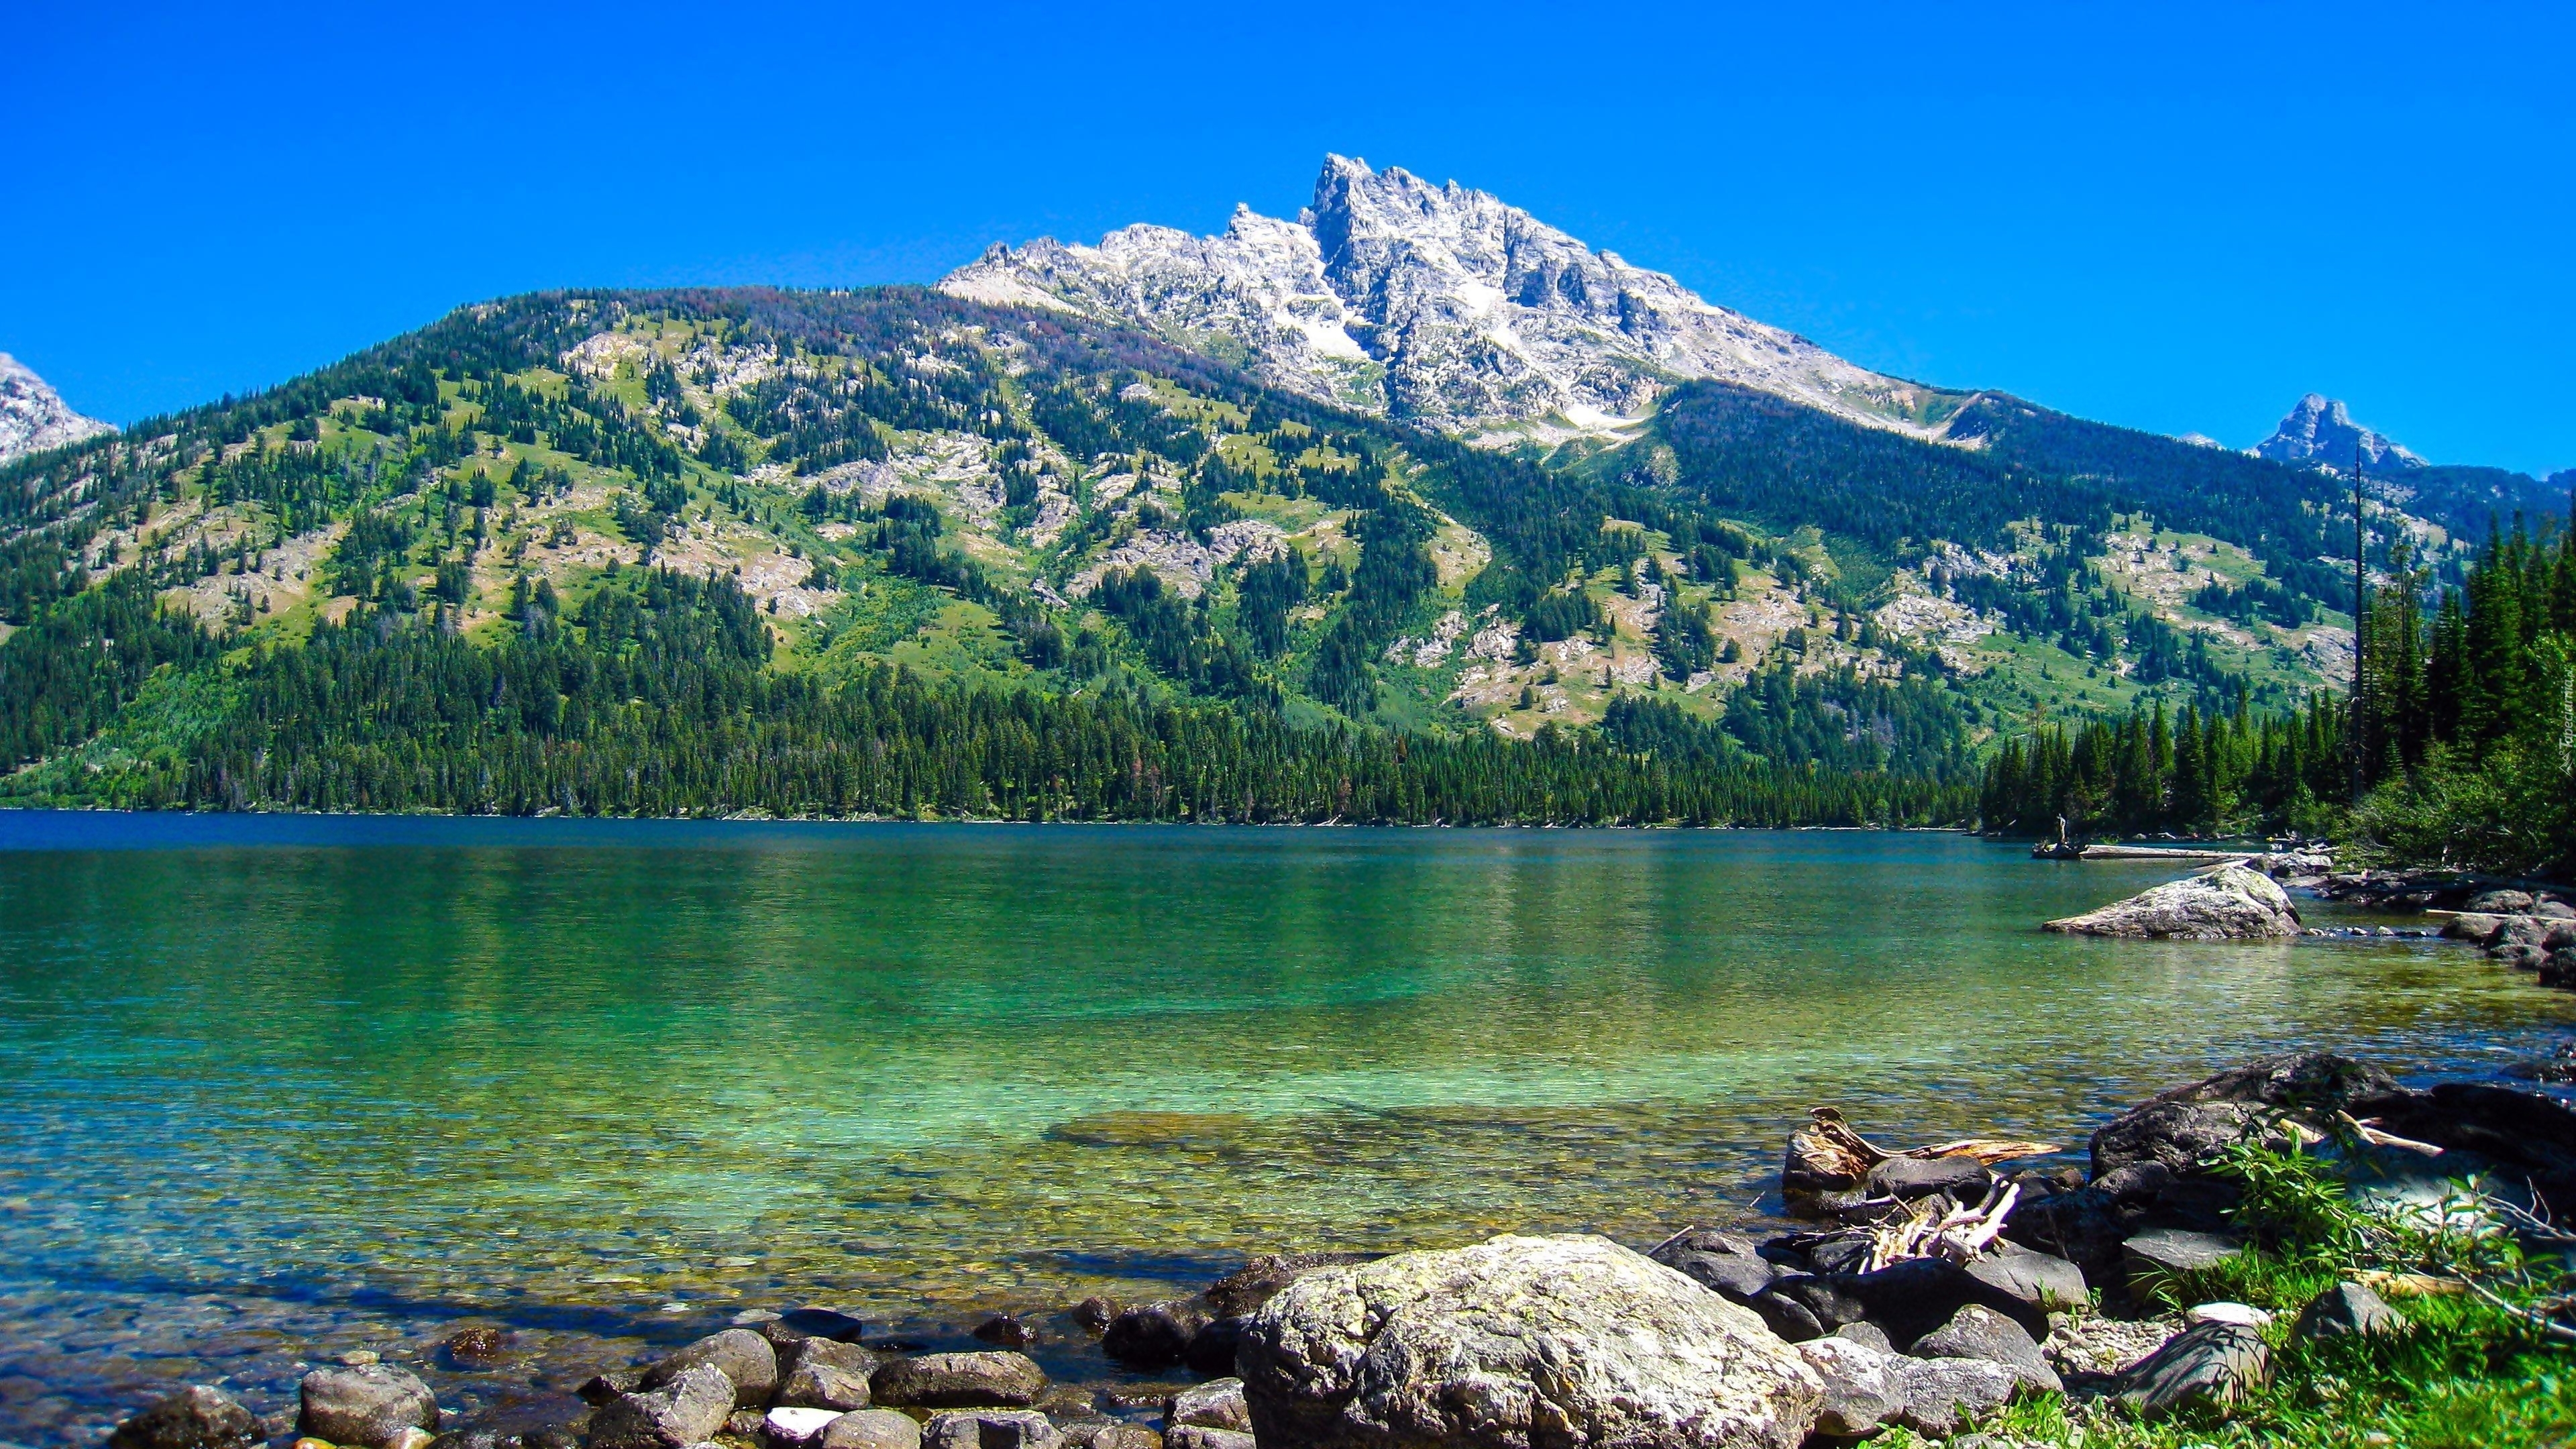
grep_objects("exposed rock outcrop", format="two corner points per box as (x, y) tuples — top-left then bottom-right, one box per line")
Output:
(0, 353), (111, 464)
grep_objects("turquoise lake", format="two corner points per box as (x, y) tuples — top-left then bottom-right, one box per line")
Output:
(0, 814), (2564, 1444)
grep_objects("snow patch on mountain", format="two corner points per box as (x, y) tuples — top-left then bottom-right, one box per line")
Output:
(0, 354), (113, 464)
(2255, 394), (2425, 473)
(941, 156), (1960, 441)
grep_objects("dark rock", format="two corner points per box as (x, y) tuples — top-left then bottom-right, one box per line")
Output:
(2112, 1322), (2268, 1416)
(2293, 1281), (2406, 1340)
(2468, 890), (2536, 914)
(1648, 1229), (1783, 1303)
(443, 1327), (515, 1366)
(869, 1352), (1046, 1409)
(2092, 1161), (2176, 1201)
(784, 1338), (883, 1381)
(2505, 1039), (2576, 1083)
(971, 1315), (1036, 1349)
(1101, 1301), (1210, 1370)
(1161, 1431), (1253, 1449)
(584, 1364), (734, 1449)
(1868, 1155), (1994, 1201)
(1069, 1297), (1118, 1332)
(1836, 1255), (2050, 1343)
(1057, 1430), (1159, 1449)
(1765, 1274), (1870, 1333)
(2001, 1184), (2139, 1277)
(2377, 1081), (2576, 1208)
(1746, 1288), (1825, 1342)
(1964, 1243), (2090, 1314)
(427, 1433), (506, 1449)
(819, 1409), (925, 1449)
(1887, 1357), (2018, 1437)
(1204, 1252), (1374, 1318)
(576, 1373), (639, 1407)
(725, 1408), (768, 1438)
(1794, 1338), (1902, 1438)
(1183, 1314), (1249, 1375)
(1801, 1234), (1878, 1277)
(1167, 1378), (1250, 1433)
(2541, 901), (2576, 920)
(109, 1386), (260, 1449)
(764, 1308), (869, 1348)
(1910, 1304), (2062, 1395)
(299, 1364), (441, 1448)
(2090, 1051), (2414, 1179)
(922, 1409), (1058, 1449)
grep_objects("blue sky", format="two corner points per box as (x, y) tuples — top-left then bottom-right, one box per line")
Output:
(5, 1), (2569, 474)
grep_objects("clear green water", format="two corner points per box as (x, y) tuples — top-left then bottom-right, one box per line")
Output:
(0, 814), (2564, 1443)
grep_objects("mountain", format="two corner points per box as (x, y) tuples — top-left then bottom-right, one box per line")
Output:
(941, 155), (1967, 443)
(2254, 393), (2425, 473)
(0, 354), (113, 464)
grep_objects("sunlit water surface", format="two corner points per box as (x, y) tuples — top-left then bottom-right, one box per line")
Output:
(0, 814), (2565, 1444)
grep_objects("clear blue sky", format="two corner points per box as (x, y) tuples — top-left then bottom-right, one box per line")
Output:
(5, 1), (2569, 474)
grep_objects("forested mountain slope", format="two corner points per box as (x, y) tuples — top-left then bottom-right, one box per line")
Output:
(0, 282), (2559, 823)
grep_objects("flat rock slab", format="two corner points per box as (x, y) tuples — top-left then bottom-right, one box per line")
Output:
(2113, 1322), (2268, 1416)
(2124, 1228), (2244, 1282)
(1240, 1232), (1823, 1449)
(2044, 864), (2302, 939)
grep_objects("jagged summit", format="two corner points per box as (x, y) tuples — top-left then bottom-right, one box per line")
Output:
(941, 155), (1962, 441)
(2255, 393), (2425, 473)
(0, 354), (112, 464)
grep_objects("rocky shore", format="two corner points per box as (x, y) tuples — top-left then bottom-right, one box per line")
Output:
(99, 1036), (2576, 1449)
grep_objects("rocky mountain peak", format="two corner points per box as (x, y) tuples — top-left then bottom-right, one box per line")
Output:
(0, 353), (113, 464)
(2254, 393), (2425, 473)
(941, 156), (1961, 442)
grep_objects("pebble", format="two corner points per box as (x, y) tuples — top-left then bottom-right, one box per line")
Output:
(2187, 1301), (2273, 1328)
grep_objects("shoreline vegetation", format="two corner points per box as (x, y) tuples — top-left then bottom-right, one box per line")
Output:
(105, 1038), (2576, 1449)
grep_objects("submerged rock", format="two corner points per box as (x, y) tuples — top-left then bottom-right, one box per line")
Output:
(2043, 865), (2302, 939)
(1238, 1232), (1822, 1449)
(109, 1386), (260, 1449)
(299, 1365), (440, 1448)
(1102, 1301), (1211, 1370)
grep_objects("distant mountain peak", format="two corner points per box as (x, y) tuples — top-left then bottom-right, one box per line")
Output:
(0, 354), (113, 464)
(941, 155), (1961, 441)
(2254, 393), (2424, 473)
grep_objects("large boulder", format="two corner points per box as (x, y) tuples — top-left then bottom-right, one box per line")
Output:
(109, 1387), (260, 1449)
(299, 1364), (441, 1448)
(583, 1364), (735, 1449)
(871, 1352), (1047, 1409)
(1792, 1339), (1902, 1438)
(2043, 865), (2302, 939)
(641, 1328), (778, 1408)
(1238, 1232), (1822, 1449)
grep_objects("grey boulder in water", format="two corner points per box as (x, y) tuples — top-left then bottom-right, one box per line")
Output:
(2043, 865), (2303, 940)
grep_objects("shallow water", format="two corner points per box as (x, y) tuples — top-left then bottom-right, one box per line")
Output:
(0, 814), (2564, 1444)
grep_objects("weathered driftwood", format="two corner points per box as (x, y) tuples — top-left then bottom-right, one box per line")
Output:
(1857, 1179), (2024, 1272)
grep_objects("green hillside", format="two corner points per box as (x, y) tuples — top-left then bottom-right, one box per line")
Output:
(0, 284), (2527, 824)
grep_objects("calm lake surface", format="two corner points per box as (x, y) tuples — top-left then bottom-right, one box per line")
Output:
(0, 814), (2566, 1443)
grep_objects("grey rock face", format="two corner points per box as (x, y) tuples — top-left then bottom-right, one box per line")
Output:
(1238, 1232), (1823, 1449)
(820, 1409), (928, 1449)
(642, 1328), (778, 1408)
(108, 1386), (260, 1449)
(2293, 1281), (2405, 1340)
(299, 1364), (441, 1448)
(0, 353), (113, 465)
(1794, 1338), (1903, 1438)
(585, 1364), (734, 1449)
(2043, 865), (2302, 939)
(940, 158), (1957, 441)
(1909, 1304), (2063, 1395)
(871, 1352), (1048, 1408)
(786, 1338), (884, 1380)
(2254, 394), (2425, 473)
(922, 1410), (1059, 1449)
(2112, 1322), (2269, 1415)
(1886, 1357), (2019, 1437)
(777, 1360), (874, 1411)
(1649, 1229), (1784, 1303)
(1168, 1379), (1251, 1432)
